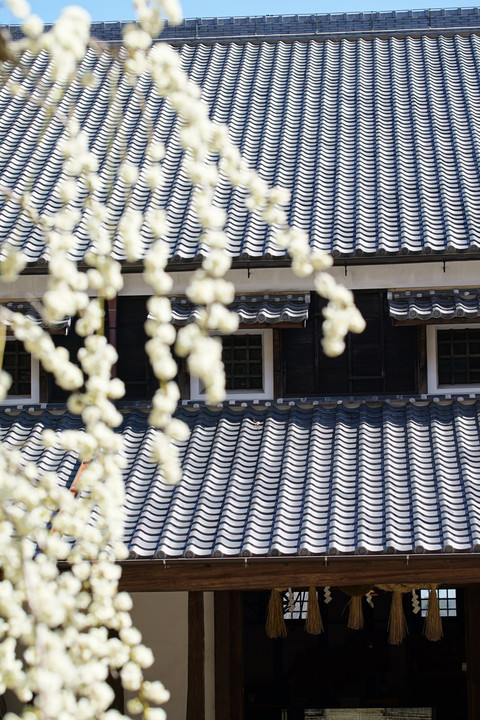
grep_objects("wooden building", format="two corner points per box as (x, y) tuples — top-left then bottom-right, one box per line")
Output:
(2, 6), (480, 719)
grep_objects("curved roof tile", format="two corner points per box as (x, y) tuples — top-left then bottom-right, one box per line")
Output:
(389, 288), (480, 320)
(2, 400), (480, 557)
(2, 33), (480, 261)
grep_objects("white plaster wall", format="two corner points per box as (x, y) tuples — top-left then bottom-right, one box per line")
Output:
(130, 592), (189, 720)
(120, 259), (480, 295)
(3, 259), (479, 300)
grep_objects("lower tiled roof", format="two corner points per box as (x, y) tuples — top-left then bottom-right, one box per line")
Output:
(170, 293), (309, 325)
(5, 302), (71, 332)
(389, 289), (480, 321)
(2, 399), (480, 558)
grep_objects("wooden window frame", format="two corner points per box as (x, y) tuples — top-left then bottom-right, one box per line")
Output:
(190, 329), (274, 401)
(427, 324), (480, 394)
(1, 338), (39, 405)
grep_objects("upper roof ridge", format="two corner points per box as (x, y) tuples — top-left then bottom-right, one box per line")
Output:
(3, 6), (480, 44)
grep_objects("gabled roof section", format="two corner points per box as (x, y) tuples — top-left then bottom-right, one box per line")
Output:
(2, 399), (480, 558)
(2, 13), (480, 264)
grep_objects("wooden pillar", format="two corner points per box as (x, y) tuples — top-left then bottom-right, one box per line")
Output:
(465, 585), (480, 720)
(273, 328), (282, 398)
(106, 298), (117, 377)
(187, 591), (205, 720)
(39, 364), (48, 403)
(214, 591), (244, 720)
(416, 325), (427, 394)
(107, 670), (124, 713)
(107, 629), (124, 713)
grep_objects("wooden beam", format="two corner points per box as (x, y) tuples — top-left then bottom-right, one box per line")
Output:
(214, 592), (243, 720)
(238, 322), (304, 329)
(465, 586), (480, 720)
(119, 555), (480, 592)
(393, 317), (480, 327)
(186, 592), (205, 720)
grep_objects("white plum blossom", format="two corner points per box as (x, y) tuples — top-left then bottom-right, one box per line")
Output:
(21, 14), (44, 38)
(119, 162), (140, 186)
(0, 2), (365, 719)
(6, 0), (30, 19)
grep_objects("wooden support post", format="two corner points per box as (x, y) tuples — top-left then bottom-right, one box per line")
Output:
(107, 670), (124, 714)
(187, 591), (205, 720)
(273, 328), (282, 398)
(106, 298), (117, 377)
(417, 325), (427, 394)
(107, 630), (124, 713)
(39, 364), (48, 403)
(214, 591), (244, 720)
(465, 585), (480, 720)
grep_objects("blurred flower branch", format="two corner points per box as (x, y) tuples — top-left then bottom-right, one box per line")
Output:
(0, 1), (365, 719)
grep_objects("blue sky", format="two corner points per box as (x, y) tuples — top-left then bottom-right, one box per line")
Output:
(1, 0), (478, 25)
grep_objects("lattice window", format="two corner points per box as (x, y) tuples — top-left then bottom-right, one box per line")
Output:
(282, 589), (309, 620)
(437, 328), (480, 385)
(223, 334), (263, 390)
(190, 329), (273, 400)
(420, 588), (457, 618)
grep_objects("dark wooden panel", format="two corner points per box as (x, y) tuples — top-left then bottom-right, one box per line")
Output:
(117, 296), (189, 400)
(282, 325), (317, 395)
(116, 297), (152, 400)
(283, 291), (418, 397)
(187, 592), (205, 720)
(214, 592), (243, 720)
(119, 555), (480, 592)
(48, 320), (84, 402)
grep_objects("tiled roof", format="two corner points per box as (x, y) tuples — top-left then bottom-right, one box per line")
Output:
(5, 8), (480, 44)
(2, 31), (480, 263)
(2, 399), (480, 557)
(389, 289), (480, 321)
(5, 301), (70, 331)
(170, 293), (309, 325)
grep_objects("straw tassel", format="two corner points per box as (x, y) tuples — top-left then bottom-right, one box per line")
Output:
(424, 585), (443, 642)
(266, 589), (287, 639)
(305, 587), (323, 635)
(388, 590), (408, 645)
(347, 595), (364, 630)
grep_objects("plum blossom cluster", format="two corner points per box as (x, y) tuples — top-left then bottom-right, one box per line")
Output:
(0, 382), (170, 720)
(0, 0), (365, 719)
